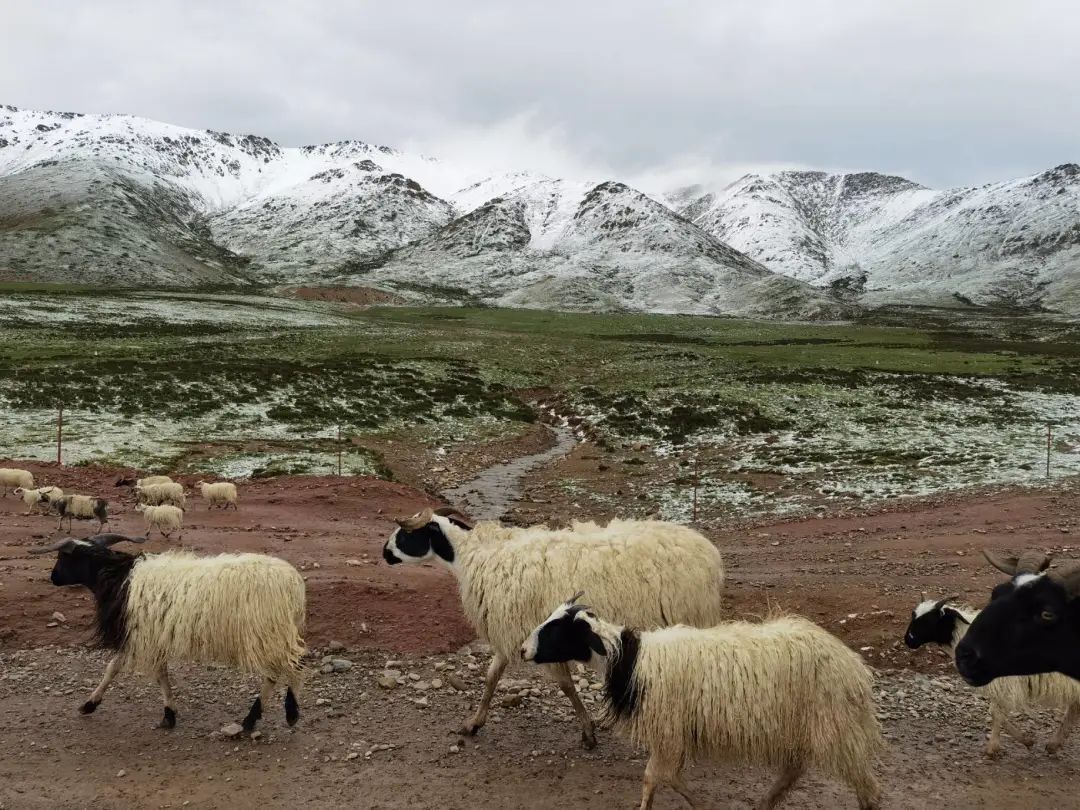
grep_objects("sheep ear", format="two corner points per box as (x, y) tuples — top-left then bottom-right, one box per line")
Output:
(1051, 563), (1080, 599)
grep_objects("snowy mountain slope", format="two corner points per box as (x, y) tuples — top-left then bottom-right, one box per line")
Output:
(675, 168), (1080, 311)
(354, 181), (853, 319)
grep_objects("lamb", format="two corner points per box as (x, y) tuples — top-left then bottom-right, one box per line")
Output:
(116, 475), (173, 488)
(0, 467), (34, 494)
(196, 480), (238, 510)
(51, 494), (108, 533)
(135, 503), (184, 541)
(523, 595), (883, 810)
(904, 592), (1080, 756)
(958, 550), (1080, 684)
(30, 534), (305, 732)
(383, 507), (725, 748)
(13, 485), (63, 515)
(135, 482), (186, 509)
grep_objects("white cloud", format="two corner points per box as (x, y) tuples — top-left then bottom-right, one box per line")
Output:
(2, 0), (1077, 189)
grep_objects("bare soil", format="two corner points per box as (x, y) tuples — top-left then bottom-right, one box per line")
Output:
(1, 457), (1079, 809)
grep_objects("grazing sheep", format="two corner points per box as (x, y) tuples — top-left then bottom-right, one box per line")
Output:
(958, 551), (1080, 684)
(135, 482), (186, 509)
(0, 467), (34, 494)
(905, 592), (1080, 756)
(30, 534), (305, 731)
(196, 480), (238, 510)
(523, 596), (883, 810)
(135, 503), (184, 541)
(51, 494), (108, 533)
(13, 485), (63, 515)
(383, 507), (725, 748)
(116, 475), (173, 488)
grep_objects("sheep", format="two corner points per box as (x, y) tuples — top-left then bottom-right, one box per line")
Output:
(196, 480), (238, 510)
(13, 485), (63, 515)
(523, 595), (883, 810)
(29, 533), (305, 732)
(116, 475), (173, 488)
(135, 503), (184, 541)
(958, 550), (1080, 684)
(0, 467), (34, 494)
(51, 494), (108, 533)
(135, 482), (186, 509)
(904, 592), (1080, 756)
(383, 506), (725, 748)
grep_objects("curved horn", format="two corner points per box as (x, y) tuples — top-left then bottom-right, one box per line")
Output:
(921, 591), (928, 603)
(1016, 550), (1051, 575)
(89, 533), (146, 548)
(983, 549), (1020, 576)
(434, 506), (474, 529)
(27, 538), (77, 555)
(567, 590), (586, 605)
(395, 508), (435, 531)
(933, 594), (960, 611)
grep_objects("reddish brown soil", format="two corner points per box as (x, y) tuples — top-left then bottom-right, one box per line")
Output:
(2, 458), (1079, 809)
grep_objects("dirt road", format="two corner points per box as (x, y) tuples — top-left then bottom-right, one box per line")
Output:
(1, 458), (1079, 808)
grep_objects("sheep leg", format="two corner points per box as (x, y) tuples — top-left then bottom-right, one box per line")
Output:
(1047, 703), (1080, 754)
(81, 655), (122, 714)
(757, 763), (804, 810)
(987, 705), (1033, 756)
(285, 680), (300, 726)
(156, 664), (177, 729)
(459, 652), (508, 736)
(242, 678), (275, 732)
(551, 665), (597, 749)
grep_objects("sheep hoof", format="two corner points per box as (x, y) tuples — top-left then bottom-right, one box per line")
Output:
(581, 730), (598, 750)
(985, 744), (1002, 758)
(79, 700), (99, 715)
(458, 722), (482, 737)
(1046, 742), (1060, 755)
(159, 707), (177, 729)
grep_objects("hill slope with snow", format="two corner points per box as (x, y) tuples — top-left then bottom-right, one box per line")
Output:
(1, 104), (1077, 316)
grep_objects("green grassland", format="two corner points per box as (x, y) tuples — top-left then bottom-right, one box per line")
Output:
(1, 287), (1077, 513)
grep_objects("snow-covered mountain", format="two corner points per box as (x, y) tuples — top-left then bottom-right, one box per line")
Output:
(1, 104), (1077, 317)
(671, 168), (1080, 313)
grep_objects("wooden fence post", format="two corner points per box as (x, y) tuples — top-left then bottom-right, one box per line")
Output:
(56, 401), (64, 466)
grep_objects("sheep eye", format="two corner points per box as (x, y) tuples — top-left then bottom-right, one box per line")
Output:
(1040, 609), (1057, 623)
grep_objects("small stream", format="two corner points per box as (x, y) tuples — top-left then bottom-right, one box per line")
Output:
(440, 423), (578, 521)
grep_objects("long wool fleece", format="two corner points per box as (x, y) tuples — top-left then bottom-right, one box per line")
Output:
(448, 518), (725, 660)
(123, 552), (305, 680)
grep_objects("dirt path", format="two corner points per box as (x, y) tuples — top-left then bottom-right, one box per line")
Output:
(1, 459), (1079, 808)
(441, 424), (578, 520)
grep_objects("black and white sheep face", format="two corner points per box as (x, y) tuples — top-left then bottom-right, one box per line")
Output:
(382, 521), (455, 566)
(522, 603), (606, 665)
(904, 601), (962, 649)
(957, 574), (1080, 685)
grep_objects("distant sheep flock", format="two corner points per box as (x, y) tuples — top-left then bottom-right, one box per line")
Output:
(5, 460), (1077, 808)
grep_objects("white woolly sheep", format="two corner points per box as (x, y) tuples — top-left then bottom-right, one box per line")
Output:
(51, 494), (109, 533)
(196, 480), (238, 510)
(116, 475), (173, 488)
(135, 482), (186, 509)
(135, 503), (184, 540)
(905, 594), (1080, 756)
(523, 597), (883, 810)
(31, 534), (306, 731)
(0, 467), (34, 494)
(14, 485), (63, 515)
(384, 507), (725, 748)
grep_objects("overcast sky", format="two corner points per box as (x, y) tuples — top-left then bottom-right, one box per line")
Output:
(3, 1), (1078, 189)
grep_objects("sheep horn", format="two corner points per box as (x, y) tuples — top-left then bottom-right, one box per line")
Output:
(395, 508), (435, 531)
(921, 591), (928, 603)
(89, 533), (146, 547)
(567, 590), (586, 605)
(982, 549), (1020, 576)
(27, 538), (77, 555)
(1016, 550), (1052, 574)
(933, 594), (960, 612)
(434, 506), (474, 529)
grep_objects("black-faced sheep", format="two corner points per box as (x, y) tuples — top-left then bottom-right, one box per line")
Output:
(30, 534), (305, 732)
(523, 596), (882, 810)
(383, 507), (725, 748)
(51, 494), (108, 533)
